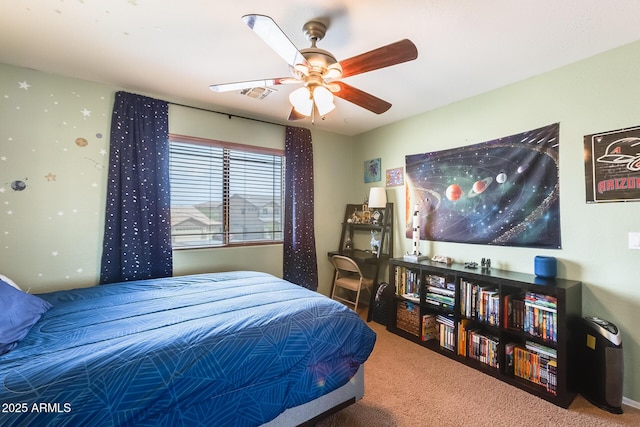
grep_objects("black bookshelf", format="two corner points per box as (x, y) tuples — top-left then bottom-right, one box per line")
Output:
(387, 257), (582, 408)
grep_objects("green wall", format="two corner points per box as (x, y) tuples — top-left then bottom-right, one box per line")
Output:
(2, 39), (639, 403)
(352, 41), (640, 403)
(0, 63), (351, 294)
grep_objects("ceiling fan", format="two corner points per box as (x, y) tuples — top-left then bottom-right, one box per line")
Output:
(209, 14), (418, 121)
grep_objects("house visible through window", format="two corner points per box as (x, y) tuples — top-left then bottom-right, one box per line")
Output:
(169, 134), (284, 249)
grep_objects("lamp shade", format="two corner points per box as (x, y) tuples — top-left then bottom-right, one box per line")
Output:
(289, 87), (313, 116)
(313, 86), (335, 116)
(368, 187), (387, 208)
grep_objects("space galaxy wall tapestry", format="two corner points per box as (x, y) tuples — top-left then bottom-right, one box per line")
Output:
(584, 125), (640, 203)
(405, 123), (561, 248)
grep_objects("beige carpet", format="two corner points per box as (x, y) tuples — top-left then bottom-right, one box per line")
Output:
(317, 321), (640, 427)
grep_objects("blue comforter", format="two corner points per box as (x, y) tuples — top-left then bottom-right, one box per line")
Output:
(0, 271), (376, 426)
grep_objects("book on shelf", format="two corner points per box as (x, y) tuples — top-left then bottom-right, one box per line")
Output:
(513, 341), (558, 395)
(525, 292), (557, 309)
(427, 274), (446, 288)
(457, 319), (470, 357)
(523, 293), (557, 342)
(525, 341), (557, 358)
(459, 280), (499, 325)
(436, 313), (454, 324)
(395, 267), (421, 297)
(427, 285), (455, 297)
(436, 314), (455, 351)
(425, 291), (455, 309)
(504, 295), (526, 330)
(547, 359), (558, 395)
(466, 329), (499, 368)
(427, 275), (456, 291)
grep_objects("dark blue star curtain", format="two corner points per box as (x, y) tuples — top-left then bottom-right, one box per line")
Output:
(283, 126), (318, 291)
(100, 91), (172, 284)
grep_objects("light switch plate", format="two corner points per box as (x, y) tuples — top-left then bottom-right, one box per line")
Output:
(629, 232), (640, 250)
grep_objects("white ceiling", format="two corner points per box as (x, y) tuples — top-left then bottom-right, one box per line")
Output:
(2, 1), (640, 136)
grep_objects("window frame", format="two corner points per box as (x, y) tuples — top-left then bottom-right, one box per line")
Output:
(169, 133), (285, 250)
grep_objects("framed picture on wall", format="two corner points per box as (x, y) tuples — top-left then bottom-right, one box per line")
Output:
(584, 125), (640, 203)
(386, 167), (404, 186)
(364, 158), (381, 183)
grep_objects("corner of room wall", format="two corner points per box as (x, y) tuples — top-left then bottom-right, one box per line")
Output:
(310, 129), (355, 295)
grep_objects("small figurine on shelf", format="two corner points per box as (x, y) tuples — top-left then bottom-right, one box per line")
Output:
(344, 237), (353, 251)
(350, 208), (361, 224)
(403, 204), (428, 261)
(362, 203), (370, 223)
(370, 230), (381, 254)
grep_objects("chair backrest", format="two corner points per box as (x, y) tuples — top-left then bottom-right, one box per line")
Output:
(331, 255), (363, 277)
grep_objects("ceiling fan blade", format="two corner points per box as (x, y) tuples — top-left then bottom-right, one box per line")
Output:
(209, 77), (295, 92)
(287, 107), (306, 121)
(339, 39), (418, 78)
(332, 82), (392, 114)
(242, 14), (309, 69)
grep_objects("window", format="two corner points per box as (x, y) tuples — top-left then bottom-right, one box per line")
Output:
(169, 134), (284, 249)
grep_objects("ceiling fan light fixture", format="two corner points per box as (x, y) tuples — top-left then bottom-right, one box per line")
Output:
(293, 63), (310, 76)
(289, 86), (314, 116)
(211, 15), (418, 122)
(313, 86), (335, 116)
(325, 63), (343, 81)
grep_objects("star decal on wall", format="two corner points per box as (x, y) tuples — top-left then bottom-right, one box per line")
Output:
(45, 172), (56, 181)
(18, 81), (30, 90)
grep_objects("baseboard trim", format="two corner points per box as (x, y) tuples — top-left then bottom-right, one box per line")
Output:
(623, 396), (640, 410)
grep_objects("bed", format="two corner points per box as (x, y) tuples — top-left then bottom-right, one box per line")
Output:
(0, 271), (376, 426)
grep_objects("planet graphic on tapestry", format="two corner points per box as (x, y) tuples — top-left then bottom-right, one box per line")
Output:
(404, 123), (561, 248)
(11, 180), (27, 191)
(468, 177), (493, 198)
(445, 184), (462, 201)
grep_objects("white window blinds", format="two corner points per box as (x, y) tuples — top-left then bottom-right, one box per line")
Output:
(169, 135), (284, 248)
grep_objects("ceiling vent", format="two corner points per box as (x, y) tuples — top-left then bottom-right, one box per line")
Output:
(239, 87), (275, 100)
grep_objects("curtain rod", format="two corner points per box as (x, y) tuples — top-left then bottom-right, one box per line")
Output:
(167, 101), (286, 128)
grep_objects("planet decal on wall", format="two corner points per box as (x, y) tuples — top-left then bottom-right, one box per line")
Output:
(11, 180), (27, 191)
(445, 183), (462, 201)
(75, 137), (88, 147)
(496, 172), (507, 184)
(468, 177), (493, 198)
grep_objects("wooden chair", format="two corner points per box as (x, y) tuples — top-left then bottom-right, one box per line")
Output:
(330, 255), (373, 312)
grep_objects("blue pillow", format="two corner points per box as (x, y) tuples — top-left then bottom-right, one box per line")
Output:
(0, 279), (52, 355)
